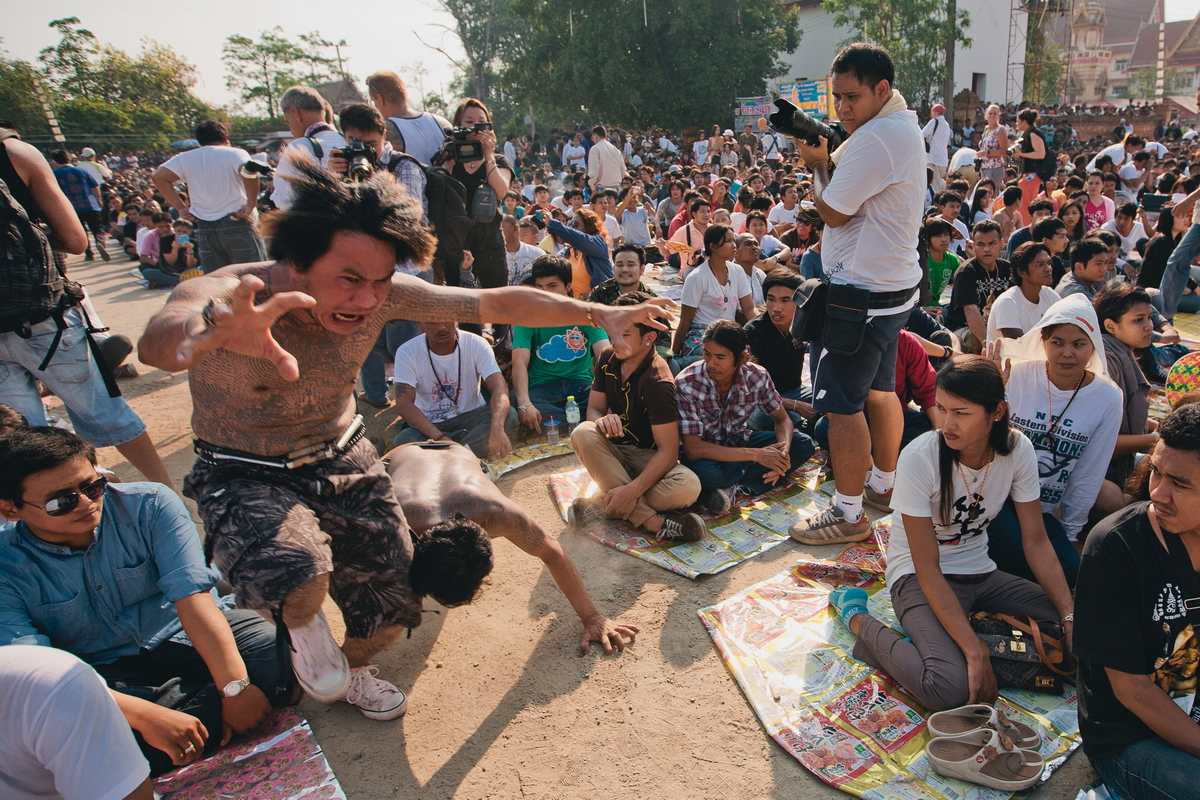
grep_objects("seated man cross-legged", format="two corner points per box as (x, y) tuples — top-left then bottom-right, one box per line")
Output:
(386, 440), (639, 653)
(676, 320), (816, 515)
(0, 427), (294, 777)
(569, 292), (704, 542)
(392, 320), (516, 459)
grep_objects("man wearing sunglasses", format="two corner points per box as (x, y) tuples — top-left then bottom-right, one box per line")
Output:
(0, 427), (296, 778)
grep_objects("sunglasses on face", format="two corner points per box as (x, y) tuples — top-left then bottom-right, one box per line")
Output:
(25, 475), (108, 517)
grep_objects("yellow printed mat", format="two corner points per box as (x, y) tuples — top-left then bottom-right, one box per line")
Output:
(548, 452), (834, 579)
(698, 534), (1080, 798)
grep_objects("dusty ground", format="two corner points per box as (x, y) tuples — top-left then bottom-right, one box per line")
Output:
(70, 248), (1095, 799)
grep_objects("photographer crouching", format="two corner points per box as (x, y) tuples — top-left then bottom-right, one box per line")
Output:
(328, 103), (433, 408)
(783, 43), (926, 546)
(434, 99), (514, 289)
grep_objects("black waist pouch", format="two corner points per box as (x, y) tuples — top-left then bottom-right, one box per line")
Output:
(823, 282), (870, 357)
(790, 278), (828, 343)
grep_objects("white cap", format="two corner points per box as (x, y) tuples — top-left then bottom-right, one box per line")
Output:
(998, 293), (1110, 379)
(722, 129), (734, 136)
(80, 147), (95, 157)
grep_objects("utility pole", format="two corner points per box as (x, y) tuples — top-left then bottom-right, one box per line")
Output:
(943, 0), (957, 109)
(334, 40), (349, 79)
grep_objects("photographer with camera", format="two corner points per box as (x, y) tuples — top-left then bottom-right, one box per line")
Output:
(783, 43), (926, 547)
(272, 86), (347, 211)
(437, 98), (514, 289)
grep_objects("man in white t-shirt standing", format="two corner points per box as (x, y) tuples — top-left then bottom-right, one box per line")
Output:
(76, 147), (112, 186)
(271, 86), (347, 211)
(154, 120), (267, 272)
(562, 132), (587, 171)
(587, 125), (625, 192)
(393, 320), (516, 458)
(761, 130), (787, 168)
(789, 42), (925, 545)
(922, 103), (951, 191)
(365, 71), (452, 165)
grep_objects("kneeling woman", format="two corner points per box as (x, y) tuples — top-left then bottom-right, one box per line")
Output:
(830, 356), (1074, 711)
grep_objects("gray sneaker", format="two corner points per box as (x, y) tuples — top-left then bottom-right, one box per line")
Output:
(654, 511), (706, 543)
(789, 504), (871, 545)
(698, 486), (736, 515)
(864, 484), (893, 513)
(568, 496), (610, 529)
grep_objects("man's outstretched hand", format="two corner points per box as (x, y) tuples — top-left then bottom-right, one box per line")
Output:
(581, 613), (640, 655)
(178, 275), (317, 381)
(593, 297), (676, 336)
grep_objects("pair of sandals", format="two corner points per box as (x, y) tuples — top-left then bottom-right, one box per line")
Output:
(925, 704), (1045, 791)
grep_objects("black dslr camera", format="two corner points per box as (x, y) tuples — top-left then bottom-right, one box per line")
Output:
(438, 121), (492, 164)
(769, 99), (847, 151)
(333, 138), (377, 182)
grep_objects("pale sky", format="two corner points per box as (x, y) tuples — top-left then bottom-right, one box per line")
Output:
(6, 0), (1200, 113)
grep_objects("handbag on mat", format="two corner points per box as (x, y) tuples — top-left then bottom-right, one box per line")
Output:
(969, 612), (1075, 695)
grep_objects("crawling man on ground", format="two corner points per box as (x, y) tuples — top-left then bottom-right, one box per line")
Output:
(388, 440), (639, 653)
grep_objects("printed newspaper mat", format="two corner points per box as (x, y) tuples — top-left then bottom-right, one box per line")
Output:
(548, 451), (833, 579)
(486, 439), (575, 478)
(698, 540), (1080, 799)
(1173, 311), (1200, 344)
(154, 708), (345, 799)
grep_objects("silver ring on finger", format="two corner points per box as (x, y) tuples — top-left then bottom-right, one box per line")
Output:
(183, 743), (196, 754)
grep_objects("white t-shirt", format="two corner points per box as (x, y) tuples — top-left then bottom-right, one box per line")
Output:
(885, 431), (1042, 586)
(986, 285), (1060, 342)
(761, 132), (787, 159)
(1100, 219), (1148, 260)
(0, 646), (149, 800)
(504, 140), (517, 164)
(949, 147), (977, 172)
(393, 331), (500, 423)
(562, 143), (587, 167)
(506, 241), (545, 284)
(692, 139), (709, 164)
(272, 128), (347, 211)
(767, 202), (798, 230)
(1005, 361), (1123, 538)
(821, 108), (925, 308)
(620, 207), (653, 246)
(681, 261), (753, 327)
(602, 214), (622, 244)
(161, 145), (256, 221)
(1145, 141), (1169, 158)
(1086, 142), (1128, 171)
(742, 265), (767, 304)
(922, 116), (951, 166)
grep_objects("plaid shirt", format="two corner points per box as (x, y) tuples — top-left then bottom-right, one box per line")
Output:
(675, 360), (781, 448)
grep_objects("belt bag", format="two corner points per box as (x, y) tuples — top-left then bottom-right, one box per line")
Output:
(969, 611), (1075, 696)
(823, 282), (871, 357)
(790, 278), (827, 343)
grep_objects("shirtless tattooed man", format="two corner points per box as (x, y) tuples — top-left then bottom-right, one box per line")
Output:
(138, 158), (670, 721)
(388, 440), (639, 654)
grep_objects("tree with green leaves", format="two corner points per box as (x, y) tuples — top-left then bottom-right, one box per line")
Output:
(222, 28), (307, 119)
(822, 0), (970, 110)
(0, 51), (50, 135)
(1127, 66), (1189, 102)
(503, 0), (800, 130)
(296, 33), (342, 84)
(420, 0), (525, 106)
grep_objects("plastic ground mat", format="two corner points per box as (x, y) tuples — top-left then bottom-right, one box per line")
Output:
(549, 452), (834, 579)
(153, 708), (345, 799)
(698, 531), (1080, 799)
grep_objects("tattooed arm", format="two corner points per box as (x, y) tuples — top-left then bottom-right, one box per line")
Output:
(387, 273), (676, 337)
(478, 495), (640, 654)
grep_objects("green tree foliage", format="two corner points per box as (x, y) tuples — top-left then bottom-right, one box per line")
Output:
(1127, 66), (1190, 101)
(422, 0), (526, 105)
(503, 0), (800, 129)
(822, 0), (970, 110)
(0, 52), (50, 135)
(56, 97), (173, 150)
(222, 28), (307, 119)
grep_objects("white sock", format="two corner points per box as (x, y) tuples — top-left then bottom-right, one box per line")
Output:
(867, 467), (896, 495)
(835, 491), (863, 523)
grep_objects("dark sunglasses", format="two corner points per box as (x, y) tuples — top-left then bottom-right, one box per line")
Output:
(24, 475), (108, 516)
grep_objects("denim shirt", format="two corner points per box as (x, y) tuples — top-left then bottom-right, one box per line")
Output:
(0, 482), (220, 665)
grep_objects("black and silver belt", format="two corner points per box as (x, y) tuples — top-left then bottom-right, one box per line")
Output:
(868, 285), (918, 309)
(195, 415), (366, 469)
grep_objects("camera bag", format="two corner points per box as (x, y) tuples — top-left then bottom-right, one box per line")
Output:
(823, 282), (871, 357)
(790, 278), (827, 343)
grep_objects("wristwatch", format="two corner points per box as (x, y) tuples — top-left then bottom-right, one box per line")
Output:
(221, 678), (251, 698)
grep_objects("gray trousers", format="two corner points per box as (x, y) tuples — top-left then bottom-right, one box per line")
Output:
(853, 571), (1058, 711)
(196, 216), (266, 273)
(393, 403), (517, 458)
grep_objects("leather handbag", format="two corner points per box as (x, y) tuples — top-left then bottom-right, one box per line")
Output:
(969, 612), (1075, 695)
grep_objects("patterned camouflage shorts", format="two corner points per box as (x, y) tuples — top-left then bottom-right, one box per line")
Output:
(183, 439), (423, 639)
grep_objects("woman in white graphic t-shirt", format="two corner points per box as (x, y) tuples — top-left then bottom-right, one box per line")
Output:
(826, 356), (1074, 711)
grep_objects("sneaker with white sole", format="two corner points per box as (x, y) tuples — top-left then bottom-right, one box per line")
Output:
(698, 486), (736, 515)
(290, 610), (350, 703)
(788, 504), (871, 545)
(568, 496), (610, 529)
(653, 511), (706, 542)
(864, 484), (893, 513)
(346, 665), (408, 720)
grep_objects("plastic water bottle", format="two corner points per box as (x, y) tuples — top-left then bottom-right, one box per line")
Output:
(565, 396), (580, 433)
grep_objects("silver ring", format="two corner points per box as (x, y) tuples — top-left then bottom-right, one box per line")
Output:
(183, 743), (196, 754)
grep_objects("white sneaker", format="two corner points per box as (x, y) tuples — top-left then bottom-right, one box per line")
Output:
(346, 665), (408, 720)
(289, 610), (350, 703)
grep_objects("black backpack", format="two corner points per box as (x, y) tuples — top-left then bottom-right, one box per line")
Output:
(388, 152), (473, 271)
(0, 131), (62, 335)
(1033, 128), (1058, 181)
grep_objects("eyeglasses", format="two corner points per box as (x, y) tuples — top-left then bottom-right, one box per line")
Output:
(23, 475), (108, 517)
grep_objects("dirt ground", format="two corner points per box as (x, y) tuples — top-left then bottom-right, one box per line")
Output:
(70, 249), (1096, 799)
